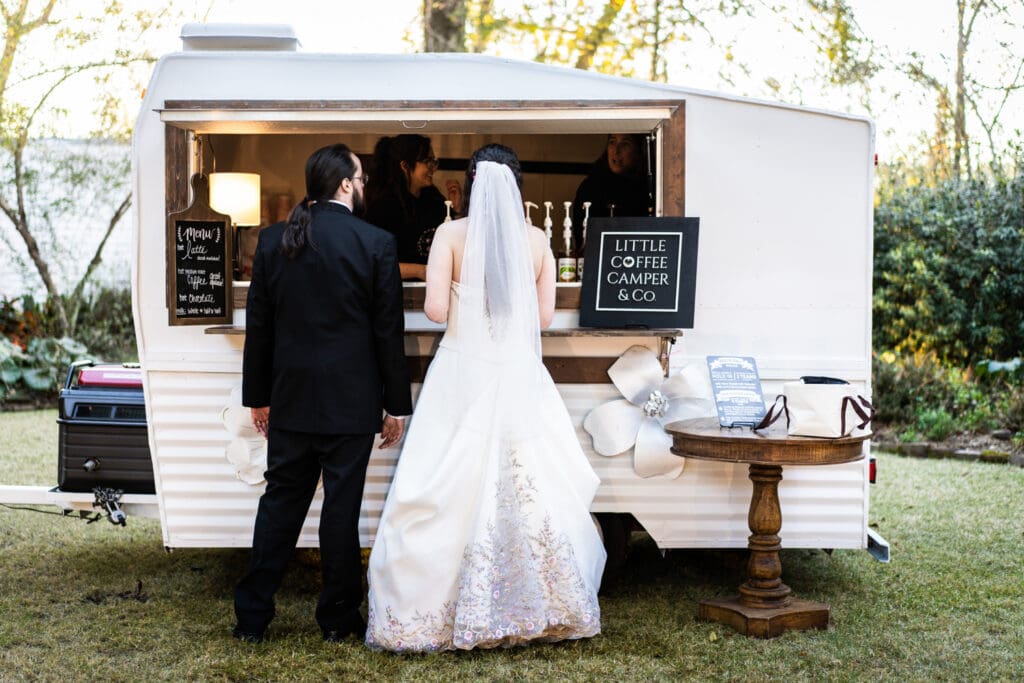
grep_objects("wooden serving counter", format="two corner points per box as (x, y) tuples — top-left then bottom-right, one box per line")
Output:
(214, 282), (681, 383)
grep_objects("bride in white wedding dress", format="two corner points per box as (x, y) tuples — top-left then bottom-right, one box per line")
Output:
(366, 144), (606, 653)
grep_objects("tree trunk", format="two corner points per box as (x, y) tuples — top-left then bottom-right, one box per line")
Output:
(650, 0), (662, 82)
(423, 0), (467, 52)
(954, 0), (968, 177)
(575, 0), (626, 71)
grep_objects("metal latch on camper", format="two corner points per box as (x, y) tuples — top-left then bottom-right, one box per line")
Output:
(90, 487), (127, 526)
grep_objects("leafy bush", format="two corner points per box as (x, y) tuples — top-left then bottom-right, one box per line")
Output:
(975, 358), (1024, 384)
(69, 288), (137, 362)
(1, 287), (134, 407)
(995, 385), (1024, 433)
(872, 350), (960, 425)
(7, 288), (136, 363)
(0, 294), (45, 345)
(0, 336), (89, 405)
(873, 164), (1024, 365)
(916, 408), (957, 441)
(873, 350), (1021, 436)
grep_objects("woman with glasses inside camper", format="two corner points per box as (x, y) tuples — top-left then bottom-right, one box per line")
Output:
(571, 133), (651, 240)
(365, 134), (459, 281)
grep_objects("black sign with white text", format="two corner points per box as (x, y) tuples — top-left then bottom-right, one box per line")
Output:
(579, 217), (699, 328)
(171, 219), (230, 322)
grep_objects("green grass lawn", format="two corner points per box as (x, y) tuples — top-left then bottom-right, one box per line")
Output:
(1, 409), (1022, 682)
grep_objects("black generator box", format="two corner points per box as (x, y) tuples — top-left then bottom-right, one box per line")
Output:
(57, 361), (155, 494)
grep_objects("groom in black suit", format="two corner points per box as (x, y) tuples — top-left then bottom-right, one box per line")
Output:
(234, 144), (412, 643)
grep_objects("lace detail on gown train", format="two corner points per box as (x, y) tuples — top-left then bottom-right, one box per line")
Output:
(367, 439), (600, 651)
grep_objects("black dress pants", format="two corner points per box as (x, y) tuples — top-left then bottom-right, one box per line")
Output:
(234, 427), (375, 634)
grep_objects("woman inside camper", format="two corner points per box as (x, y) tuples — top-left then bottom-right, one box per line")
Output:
(364, 134), (458, 280)
(571, 133), (650, 238)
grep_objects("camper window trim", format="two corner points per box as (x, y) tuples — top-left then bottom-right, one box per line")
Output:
(158, 99), (679, 134)
(162, 99), (686, 208)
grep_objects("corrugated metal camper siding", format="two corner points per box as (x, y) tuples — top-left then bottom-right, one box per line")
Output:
(148, 371), (865, 549)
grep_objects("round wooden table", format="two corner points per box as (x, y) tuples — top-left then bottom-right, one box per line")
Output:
(665, 417), (869, 638)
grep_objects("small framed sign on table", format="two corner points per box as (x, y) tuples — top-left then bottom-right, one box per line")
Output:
(579, 217), (699, 329)
(166, 174), (233, 326)
(706, 355), (768, 427)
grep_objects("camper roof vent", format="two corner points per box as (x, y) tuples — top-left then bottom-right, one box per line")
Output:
(180, 23), (299, 52)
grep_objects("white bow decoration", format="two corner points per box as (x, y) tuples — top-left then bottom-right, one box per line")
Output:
(221, 385), (268, 485)
(583, 345), (715, 479)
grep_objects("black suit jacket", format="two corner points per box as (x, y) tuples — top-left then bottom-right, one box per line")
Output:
(242, 202), (412, 434)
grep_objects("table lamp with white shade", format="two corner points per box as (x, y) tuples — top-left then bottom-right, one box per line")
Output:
(209, 172), (261, 280)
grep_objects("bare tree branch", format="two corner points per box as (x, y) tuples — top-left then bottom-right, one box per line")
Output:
(0, 0), (56, 97)
(7, 56), (155, 91)
(963, 0), (985, 45)
(7, 144), (66, 330)
(70, 192), (130, 304)
(964, 91), (1001, 165)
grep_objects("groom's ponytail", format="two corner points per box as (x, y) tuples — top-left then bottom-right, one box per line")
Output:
(282, 196), (313, 258)
(281, 143), (358, 259)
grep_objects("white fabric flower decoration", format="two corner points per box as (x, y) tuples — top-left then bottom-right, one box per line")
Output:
(221, 385), (268, 485)
(583, 345), (715, 479)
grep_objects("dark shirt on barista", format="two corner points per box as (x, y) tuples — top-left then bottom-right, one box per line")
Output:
(571, 166), (650, 245)
(364, 185), (448, 266)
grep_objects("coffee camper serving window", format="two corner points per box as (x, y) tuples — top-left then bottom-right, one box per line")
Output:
(161, 100), (684, 325)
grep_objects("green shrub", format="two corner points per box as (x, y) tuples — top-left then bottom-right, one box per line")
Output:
(70, 288), (137, 362)
(996, 384), (1024, 433)
(872, 350), (960, 425)
(0, 336), (89, 405)
(874, 350), (1023, 436)
(873, 164), (1024, 365)
(898, 427), (922, 443)
(916, 408), (957, 441)
(975, 358), (1024, 385)
(5, 288), (136, 364)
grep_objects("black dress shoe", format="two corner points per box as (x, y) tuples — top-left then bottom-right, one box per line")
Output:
(232, 626), (265, 644)
(322, 619), (366, 643)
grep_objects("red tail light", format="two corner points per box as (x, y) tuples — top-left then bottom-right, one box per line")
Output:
(869, 456), (877, 484)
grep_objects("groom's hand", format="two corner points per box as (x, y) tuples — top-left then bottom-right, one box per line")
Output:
(251, 406), (270, 438)
(379, 415), (405, 449)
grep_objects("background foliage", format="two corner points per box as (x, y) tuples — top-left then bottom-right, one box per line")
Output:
(0, 287), (134, 406)
(873, 160), (1024, 365)
(871, 153), (1024, 437)
(1, 2), (1022, 441)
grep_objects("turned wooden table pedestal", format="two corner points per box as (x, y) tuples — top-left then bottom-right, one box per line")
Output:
(665, 417), (869, 638)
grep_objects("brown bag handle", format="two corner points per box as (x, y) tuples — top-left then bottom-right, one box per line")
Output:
(753, 394), (789, 431)
(840, 395), (875, 436)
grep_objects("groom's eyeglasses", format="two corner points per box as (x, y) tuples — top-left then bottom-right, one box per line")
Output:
(352, 174), (370, 185)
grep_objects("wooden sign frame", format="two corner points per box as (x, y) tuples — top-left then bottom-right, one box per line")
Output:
(166, 174), (233, 326)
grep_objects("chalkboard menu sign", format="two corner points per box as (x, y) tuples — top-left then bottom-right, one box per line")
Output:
(579, 217), (699, 328)
(166, 175), (233, 325)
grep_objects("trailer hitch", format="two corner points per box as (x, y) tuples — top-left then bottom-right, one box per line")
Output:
(89, 487), (127, 526)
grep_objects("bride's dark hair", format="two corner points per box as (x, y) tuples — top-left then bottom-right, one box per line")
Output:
(463, 143), (522, 212)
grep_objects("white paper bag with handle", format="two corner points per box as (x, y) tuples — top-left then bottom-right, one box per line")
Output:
(782, 380), (874, 438)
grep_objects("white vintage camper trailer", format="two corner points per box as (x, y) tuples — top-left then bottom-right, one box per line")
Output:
(3, 23), (887, 561)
